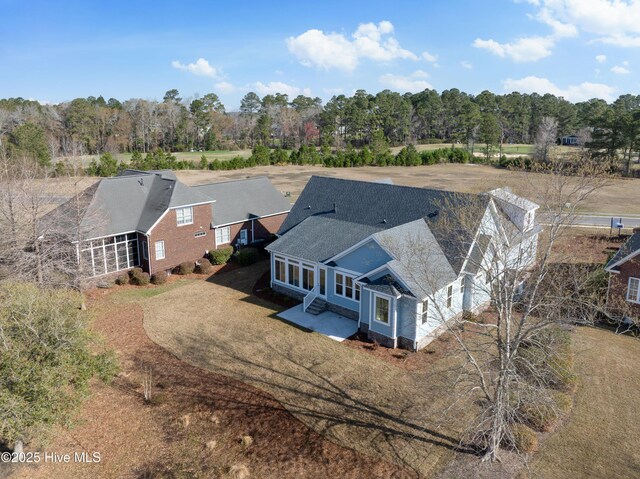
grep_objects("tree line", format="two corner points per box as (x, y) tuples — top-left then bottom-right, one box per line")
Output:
(0, 88), (638, 172)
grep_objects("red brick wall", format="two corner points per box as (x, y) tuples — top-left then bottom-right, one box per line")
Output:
(212, 212), (288, 249)
(609, 256), (640, 317)
(146, 204), (214, 274)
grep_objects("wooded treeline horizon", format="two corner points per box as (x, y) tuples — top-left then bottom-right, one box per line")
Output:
(1, 87), (638, 169)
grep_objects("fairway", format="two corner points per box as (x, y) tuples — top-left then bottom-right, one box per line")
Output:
(174, 163), (640, 215)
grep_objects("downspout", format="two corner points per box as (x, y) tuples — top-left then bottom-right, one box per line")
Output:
(251, 219), (255, 243)
(392, 297), (398, 347)
(145, 233), (152, 276)
(413, 299), (418, 351)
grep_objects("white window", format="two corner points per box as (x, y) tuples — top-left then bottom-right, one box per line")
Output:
(176, 206), (193, 226)
(375, 296), (390, 324)
(194, 231), (206, 238)
(628, 277), (640, 303)
(215, 226), (231, 244)
(447, 284), (453, 308)
(302, 263), (315, 291)
(155, 240), (165, 260)
(274, 256), (286, 282)
(287, 260), (300, 287)
(334, 271), (360, 301)
(239, 229), (248, 245)
(421, 299), (429, 324)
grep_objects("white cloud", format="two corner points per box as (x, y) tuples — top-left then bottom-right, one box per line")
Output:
(255, 81), (311, 97)
(611, 64), (631, 74)
(422, 50), (438, 62)
(595, 54), (607, 62)
(503, 75), (615, 102)
(473, 36), (555, 62)
(527, 1), (640, 47)
(215, 81), (237, 93)
(461, 61), (473, 69)
(322, 87), (344, 95)
(286, 21), (417, 71)
(379, 71), (432, 92)
(597, 34), (640, 47)
(171, 58), (218, 78)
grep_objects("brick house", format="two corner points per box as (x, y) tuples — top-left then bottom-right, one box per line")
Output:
(44, 170), (291, 278)
(605, 230), (640, 319)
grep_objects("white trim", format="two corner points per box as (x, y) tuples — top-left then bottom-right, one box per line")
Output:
(171, 200), (216, 209)
(78, 230), (138, 244)
(627, 277), (640, 304)
(215, 226), (231, 245)
(146, 210), (170, 235)
(334, 270), (360, 302)
(213, 210), (290, 229)
(155, 240), (165, 260)
(605, 248), (640, 272)
(372, 292), (392, 326)
(271, 253), (317, 293)
(176, 206), (194, 226)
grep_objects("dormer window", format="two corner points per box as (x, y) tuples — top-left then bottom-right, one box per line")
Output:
(176, 207), (193, 226)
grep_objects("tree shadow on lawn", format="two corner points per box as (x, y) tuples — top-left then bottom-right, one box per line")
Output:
(166, 323), (478, 476)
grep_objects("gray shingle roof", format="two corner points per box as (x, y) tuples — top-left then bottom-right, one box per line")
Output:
(374, 219), (458, 297)
(43, 170), (215, 240)
(267, 216), (384, 262)
(606, 232), (640, 271)
(192, 177), (291, 226)
(277, 176), (486, 274)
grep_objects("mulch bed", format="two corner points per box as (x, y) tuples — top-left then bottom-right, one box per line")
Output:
(252, 270), (300, 309)
(89, 291), (414, 478)
(22, 271), (414, 479)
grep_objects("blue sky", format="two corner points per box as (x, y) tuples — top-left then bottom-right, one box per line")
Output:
(1, 0), (639, 109)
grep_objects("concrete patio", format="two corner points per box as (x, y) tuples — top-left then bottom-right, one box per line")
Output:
(277, 304), (358, 342)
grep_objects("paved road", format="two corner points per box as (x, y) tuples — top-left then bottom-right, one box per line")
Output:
(539, 214), (640, 229)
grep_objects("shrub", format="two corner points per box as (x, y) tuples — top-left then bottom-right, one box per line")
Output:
(115, 272), (129, 285)
(517, 326), (577, 392)
(130, 271), (150, 286)
(151, 271), (168, 285)
(518, 390), (573, 432)
(128, 267), (150, 286)
(175, 261), (195, 275)
(235, 247), (259, 266)
(509, 424), (538, 453)
(195, 257), (212, 274)
(209, 246), (234, 265)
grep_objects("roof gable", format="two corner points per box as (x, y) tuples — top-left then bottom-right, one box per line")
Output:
(192, 176), (291, 226)
(278, 176), (486, 275)
(606, 232), (640, 271)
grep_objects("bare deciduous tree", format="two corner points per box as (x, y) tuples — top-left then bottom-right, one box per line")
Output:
(379, 155), (609, 462)
(535, 116), (558, 163)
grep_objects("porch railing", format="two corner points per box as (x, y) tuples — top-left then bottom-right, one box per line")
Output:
(303, 284), (319, 312)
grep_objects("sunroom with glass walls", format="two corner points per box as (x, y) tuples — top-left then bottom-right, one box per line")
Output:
(79, 233), (139, 277)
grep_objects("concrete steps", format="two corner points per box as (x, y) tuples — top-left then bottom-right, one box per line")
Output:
(305, 297), (328, 315)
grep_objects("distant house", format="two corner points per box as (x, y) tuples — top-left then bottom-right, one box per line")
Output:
(560, 135), (580, 146)
(605, 230), (640, 319)
(43, 170), (290, 278)
(266, 176), (540, 350)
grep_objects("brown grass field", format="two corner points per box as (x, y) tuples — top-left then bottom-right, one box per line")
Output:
(8, 230), (640, 479)
(173, 164), (640, 215)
